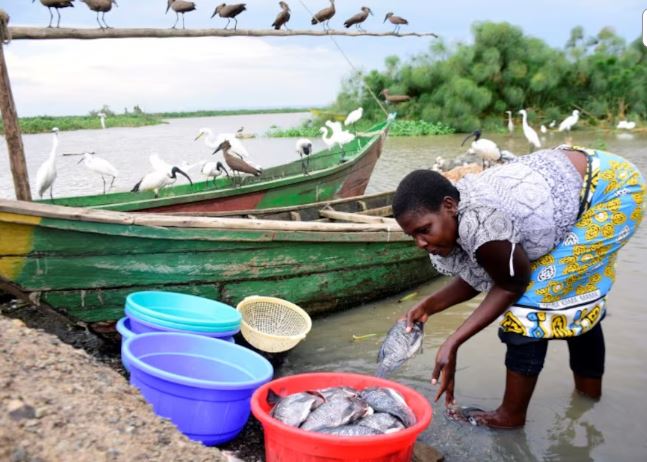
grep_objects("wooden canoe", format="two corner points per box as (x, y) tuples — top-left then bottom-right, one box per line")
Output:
(36, 119), (392, 213)
(0, 191), (437, 325)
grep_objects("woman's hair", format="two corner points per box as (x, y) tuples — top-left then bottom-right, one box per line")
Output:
(392, 169), (459, 219)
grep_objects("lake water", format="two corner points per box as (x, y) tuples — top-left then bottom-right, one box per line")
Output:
(2, 114), (646, 461)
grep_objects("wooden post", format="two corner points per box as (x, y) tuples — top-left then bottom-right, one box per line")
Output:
(0, 10), (31, 201)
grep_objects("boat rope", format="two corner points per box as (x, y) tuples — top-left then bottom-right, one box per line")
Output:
(296, 0), (389, 117)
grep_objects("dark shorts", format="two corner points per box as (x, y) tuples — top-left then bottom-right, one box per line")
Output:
(498, 323), (605, 378)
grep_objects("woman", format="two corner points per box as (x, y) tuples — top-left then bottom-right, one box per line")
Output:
(393, 145), (645, 428)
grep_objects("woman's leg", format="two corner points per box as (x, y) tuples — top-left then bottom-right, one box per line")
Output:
(567, 323), (605, 399)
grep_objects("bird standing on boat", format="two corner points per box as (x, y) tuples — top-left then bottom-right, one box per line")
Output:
(558, 110), (580, 132)
(380, 89), (410, 104)
(35, 127), (60, 199)
(131, 166), (193, 198)
(344, 107), (363, 130)
(34, 0), (75, 28)
(272, 1), (291, 30)
(461, 130), (501, 169)
(296, 138), (313, 174)
(212, 3), (247, 30)
(212, 140), (263, 185)
(311, 0), (335, 30)
(80, 0), (117, 29)
(201, 161), (229, 184)
(344, 7), (372, 31)
(324, 120), (355, 162)
(77, 152), (118, 194)
(518, 109), (542, 151)
(505, 110), (514, 134)
(166, 0), (196, 29)
(383, 12), (408, 34)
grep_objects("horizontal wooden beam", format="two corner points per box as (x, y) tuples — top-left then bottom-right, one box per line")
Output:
(9, 26), (438, 40)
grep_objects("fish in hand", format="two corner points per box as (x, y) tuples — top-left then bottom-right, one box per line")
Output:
(376, 319), (424, 377)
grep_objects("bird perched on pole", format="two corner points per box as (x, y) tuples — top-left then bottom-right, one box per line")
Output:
(33, 0), (75, 29)
(518, 109), (542, 151)
(344, 6), (372, 32)
(166, 0), (196, 29)
(296, 138), (313, 174)
(311, 0), (335, 30)
(80, 0), (117, 29)
(35, 127), (60, 199)
(558, 110), (580, 132)
(75, 152), (118, 194)
(380, 89), (410, 104)
(384, 12), (408, 34)
(212, 3), (247, 30)
(272, 1), (290, 31)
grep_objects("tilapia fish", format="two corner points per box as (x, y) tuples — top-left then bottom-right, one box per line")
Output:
(376, 319), (424, 377)
(300, 396), (372, 432)
(317, 424), (382, 436)
(359, 387), (416, 427)
(269, 390), (325, 428)
(357, 412), (406, 433)
(317, 386), (358, 401)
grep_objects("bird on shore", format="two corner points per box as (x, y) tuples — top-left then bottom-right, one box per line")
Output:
(272, 1), (291, 31)
(344, 7), (372, 31)
(80, 0), (117, 29)
(77, 152), (118, 194)
(212, 3), (247, 30)
(548, 120), (556, 129)
(558, 110), (580, 132)
(380, 89), (411, 104)
(166, 0), (196, 30)
(35, 127), (60, 199)
(518, 109), (542, 151)
(131, 166), (193, 198)
(505, 110), (514, 134)
(461, 130), (502, 169)
(34, 0), (75, 28)
(98, 112), (106, 129)
(540, 124), (547, 134)
(384, 12), (408, 34)
(201, 161), (229, 184)
(296, 138), (313, 174)
(311, 0), (335, 30)
(617, 120), (636, 130)
(212, 139), (263, 185)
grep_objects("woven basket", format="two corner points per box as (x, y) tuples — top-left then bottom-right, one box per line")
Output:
(236, 296), (312, 353)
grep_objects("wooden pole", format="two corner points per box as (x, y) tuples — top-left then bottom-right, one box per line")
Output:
(10, 27), (439, 40)
(0, 11), (31, 201)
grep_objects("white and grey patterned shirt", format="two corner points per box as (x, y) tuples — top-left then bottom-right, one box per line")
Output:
(431, 148), (583, 291)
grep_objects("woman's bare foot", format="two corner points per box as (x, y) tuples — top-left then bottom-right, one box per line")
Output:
(446, 406), (526, 429)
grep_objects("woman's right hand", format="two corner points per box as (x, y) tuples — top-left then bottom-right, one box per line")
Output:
(405, 300), (431, 332)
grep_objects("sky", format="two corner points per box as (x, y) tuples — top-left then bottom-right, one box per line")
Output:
(0, 0), (645, 116)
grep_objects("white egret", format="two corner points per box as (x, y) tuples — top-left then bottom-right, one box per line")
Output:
(344, 107), (363, 129)
(616, 120), (636, 130)
(195, 128), (252, 159)
(78, 152), (118, 194)
(35, 127), (60, 199)
(98, 112), (106, 129)
(548, 120), (556, 129)
(320, 126), (335, 150)
(461, 130), (501, 169)
(540, 124), (547, 134)
(131, 166), (192, 198)
(558, 110), (580, 132)
(518, 109), (542, 151)
(505, 110), (514, 134)
(324, 120), (355, 161)
(201, 161), (229, 184)
(296, 138), (313, 174)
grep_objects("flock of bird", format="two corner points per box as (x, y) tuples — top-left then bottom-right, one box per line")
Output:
(31, 0), (409, 32)
(33, 106), (365, 199)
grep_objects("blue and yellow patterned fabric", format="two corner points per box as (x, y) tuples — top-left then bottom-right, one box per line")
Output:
(500, 147), (646, 339)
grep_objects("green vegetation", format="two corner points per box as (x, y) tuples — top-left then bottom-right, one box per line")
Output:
(156, 107), (309, 119)
(267, 119), (454, 137)
(327, 22), (647, 133)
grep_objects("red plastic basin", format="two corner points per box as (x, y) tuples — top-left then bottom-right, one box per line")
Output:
(251, 372), (432, 462)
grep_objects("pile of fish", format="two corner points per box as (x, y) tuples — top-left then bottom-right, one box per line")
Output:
(268, 386), (416, 437)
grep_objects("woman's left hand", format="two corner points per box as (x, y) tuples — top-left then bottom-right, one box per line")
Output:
(431, 339), (458, 407)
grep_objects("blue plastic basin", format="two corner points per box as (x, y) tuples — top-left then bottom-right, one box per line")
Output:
(116, 317), (135, 371)
(124, 332), (273, 446)
(126, 313), (238, 341)
(125, 291), (241, 331)
(125, 306), (239, 333)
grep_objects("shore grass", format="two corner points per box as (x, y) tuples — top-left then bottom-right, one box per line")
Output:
(266, 119), (456, 138)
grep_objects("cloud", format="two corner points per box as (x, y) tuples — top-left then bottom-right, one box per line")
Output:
(6, 37), (349, 116)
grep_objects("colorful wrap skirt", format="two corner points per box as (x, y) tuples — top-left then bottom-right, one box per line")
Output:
(499, 148), (646, 339)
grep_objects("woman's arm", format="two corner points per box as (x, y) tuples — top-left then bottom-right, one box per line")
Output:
(432, 240), (532, 406)
(405, 276), (479, 330)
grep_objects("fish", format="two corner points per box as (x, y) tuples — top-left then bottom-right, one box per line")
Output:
(376, 319), (424, 377)
(317, 424), (382, 436)
(359, 387), (416, 427)
(357, 412), (406, 433)
(300, 396), (372, 432)
(317, 386), (358, 401)
(269, 390), (325, 428)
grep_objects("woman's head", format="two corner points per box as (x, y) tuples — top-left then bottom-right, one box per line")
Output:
(393, 169), (460, 257)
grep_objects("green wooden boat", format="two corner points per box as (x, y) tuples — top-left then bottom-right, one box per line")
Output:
(37, 119), (392, 213)
(0, 191), (437, 325)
